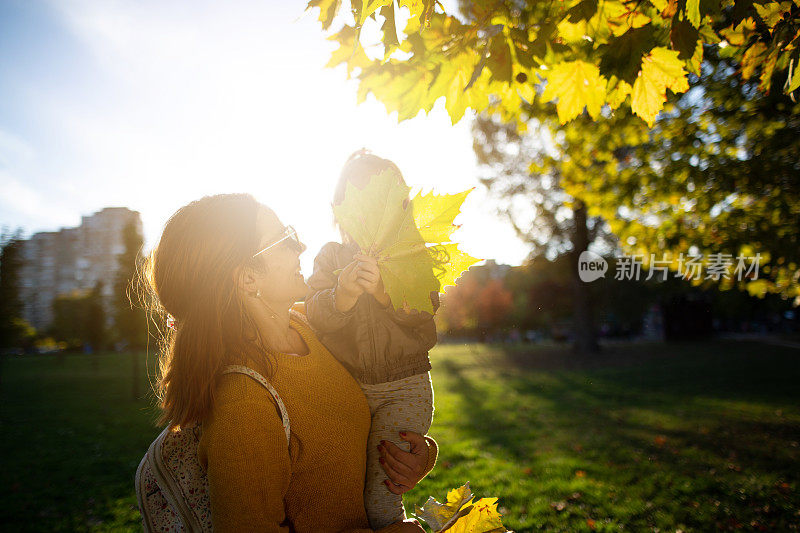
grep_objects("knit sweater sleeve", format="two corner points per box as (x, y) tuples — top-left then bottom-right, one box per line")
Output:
(202, 397), (292, 533)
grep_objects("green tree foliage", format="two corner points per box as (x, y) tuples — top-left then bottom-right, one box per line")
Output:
(504, 254), (616, 336)
(476, 277), (514, 330)
(86, 282), (107, 351)
(442, 253), (795, 341)
(473, 115), (621, 350)
(50, 284), (106, 350)
(476, 49), (800, 301)
(438, 261), (513, 337)
(503, 259), (570, 331)
(437, 273), (480, 333)
(114, 220), (147, 350)
(308, 0), (800, 126)
(0, 230), (34, 350)
(309, 0), (800, 306)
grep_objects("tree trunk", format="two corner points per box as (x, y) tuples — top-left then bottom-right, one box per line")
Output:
(570, 200), (599, 353)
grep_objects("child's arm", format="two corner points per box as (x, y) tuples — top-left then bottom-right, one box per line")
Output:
(384, 292), (440, 327)
(353, 253), (438, 350)
(305, 244), (362, 333)
(383, 293), (438, 351)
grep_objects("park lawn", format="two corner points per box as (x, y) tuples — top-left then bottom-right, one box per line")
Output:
(0, 341), (798, 532)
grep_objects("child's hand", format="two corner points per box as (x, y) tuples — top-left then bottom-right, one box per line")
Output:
(337, 260), (363, 296)
(333, 260), (364, 312)
(354, 254), (391, 307)
(354, 254), (383, 295)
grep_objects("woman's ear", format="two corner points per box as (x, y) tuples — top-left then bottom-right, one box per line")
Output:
(235, 266), (258, 296)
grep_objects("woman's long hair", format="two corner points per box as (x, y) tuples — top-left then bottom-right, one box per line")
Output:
(142, 193), (270, 428)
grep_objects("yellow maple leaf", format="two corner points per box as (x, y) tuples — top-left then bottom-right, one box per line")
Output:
(754, 1), (794, 30)
(643, 47), (689, 93)
(606, 78), (632, 110)
(398, 0), (434, 34)
(631, 70), (665, 127)
(741, 42), (767, 80)
(434, 243), (481, 289)
(446, 60), (473, 124)
(333, 169), (480, 313)
(447, 497), (505, 533)
(556, 18), (588, 43)
(541, 60), (607, 124)
(687, 40), (704, 75)
(326, 25), (372, 75)
(720, 17), (756, 46)
(603, 0), (651, 36)
(357, 0), (393, 26)
(414, 482), (474, 532)
(685, 0), (701, 28)
(411, 189), (471, 242)
(306, 0), (341, 30)
(415, 483), (508, 533)
(787, 61), (800, 93)
(631, 47), (688, 127)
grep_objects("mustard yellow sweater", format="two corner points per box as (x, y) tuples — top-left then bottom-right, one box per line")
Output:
(197, 311), (437, 532)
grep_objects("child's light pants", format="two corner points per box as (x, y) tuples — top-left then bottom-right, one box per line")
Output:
(359, 372), (435, 530)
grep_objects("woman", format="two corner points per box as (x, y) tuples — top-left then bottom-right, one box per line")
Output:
(144, 193), (434, 532)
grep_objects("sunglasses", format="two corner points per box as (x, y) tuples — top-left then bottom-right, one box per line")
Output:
(252, 225), (302, 258)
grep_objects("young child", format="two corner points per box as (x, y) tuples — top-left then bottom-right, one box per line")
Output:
(306, 150), (439, 530)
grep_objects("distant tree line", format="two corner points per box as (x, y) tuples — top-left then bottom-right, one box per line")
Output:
(437, 254), (798, 343)
(0, 221), (148, 354)
(0, 229), (34, 351)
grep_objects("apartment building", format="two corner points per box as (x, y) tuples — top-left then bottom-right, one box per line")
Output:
(18, 207), (142, 330)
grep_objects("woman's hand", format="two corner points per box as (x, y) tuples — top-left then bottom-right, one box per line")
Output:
(354, 254), (391, 307)
(377, 431), (430, 495)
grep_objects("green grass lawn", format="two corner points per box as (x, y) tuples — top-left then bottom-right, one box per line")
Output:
(1, 340), (798, 532)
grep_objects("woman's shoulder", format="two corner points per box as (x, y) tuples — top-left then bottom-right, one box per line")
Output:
(213, 368), (276, 408)
(199, 370), (291, 465)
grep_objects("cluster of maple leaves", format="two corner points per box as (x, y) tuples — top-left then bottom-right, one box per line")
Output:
(307, 0), (800, 127)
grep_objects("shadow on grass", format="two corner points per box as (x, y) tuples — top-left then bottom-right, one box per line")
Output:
(432, 340), (800, 531)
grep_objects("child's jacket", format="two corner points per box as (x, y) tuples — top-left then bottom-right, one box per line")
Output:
(305, 242), (438, 385)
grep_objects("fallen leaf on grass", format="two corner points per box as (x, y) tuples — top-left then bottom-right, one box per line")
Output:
(550, 501), (567, 511)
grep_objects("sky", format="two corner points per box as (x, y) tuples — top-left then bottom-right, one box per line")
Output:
(0, 0), (531, 273)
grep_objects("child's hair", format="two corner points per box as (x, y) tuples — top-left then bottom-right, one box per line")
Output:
(332, 149), (406, 244)
(333, 149), (404, 207)
(333, 150), (446, 289)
